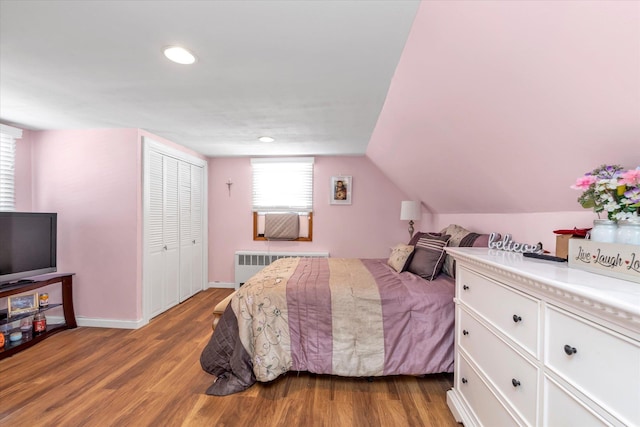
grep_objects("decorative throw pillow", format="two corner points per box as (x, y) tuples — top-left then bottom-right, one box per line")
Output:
(387, 244), (415, 272)
(439, 224), (497, 278)
(406, 233), (451, 281)
(408, 231), (441, 246)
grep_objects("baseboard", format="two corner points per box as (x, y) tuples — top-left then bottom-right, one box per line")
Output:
(42, 315), (146, 330)
(75, 316), (148, 330)
(208, 281), (236, 289)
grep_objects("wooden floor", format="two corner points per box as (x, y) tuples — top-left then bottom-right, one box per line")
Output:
(0, 288), (459, 427)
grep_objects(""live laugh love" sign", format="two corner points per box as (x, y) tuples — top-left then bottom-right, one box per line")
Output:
(568, 239), (640, 284)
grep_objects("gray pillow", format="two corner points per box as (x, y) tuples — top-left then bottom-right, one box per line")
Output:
(406, 233), (451, 281)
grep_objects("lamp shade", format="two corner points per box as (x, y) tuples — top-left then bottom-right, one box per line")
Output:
(400, 201), (421, 221)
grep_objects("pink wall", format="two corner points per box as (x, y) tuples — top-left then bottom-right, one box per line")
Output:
(30, 129), (141, 321)
(13, 128), (207, 324)
(428, 211), (597, 254)
(208, 156), (413, 283)
(368, 0), (639, 216)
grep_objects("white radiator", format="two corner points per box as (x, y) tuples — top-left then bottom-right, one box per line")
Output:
(234, 251), (329, 287)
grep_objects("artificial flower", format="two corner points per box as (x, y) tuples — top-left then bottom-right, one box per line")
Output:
(571, 164), (640, 221)
(570, 175), (597, 190)
(619, 168), (640, 186)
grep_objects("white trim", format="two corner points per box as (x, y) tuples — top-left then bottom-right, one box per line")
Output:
(141, 137), (208, 325)
(251, 157), (314, 165)
(0, 124), (23, 139)
(143, 137), (207, 167)
(45, 315), (148, 330)
(76, 316), (148, 330)
(208, 281), (236, 289)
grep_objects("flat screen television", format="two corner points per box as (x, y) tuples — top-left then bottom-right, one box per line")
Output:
(0, 212), (57, 285)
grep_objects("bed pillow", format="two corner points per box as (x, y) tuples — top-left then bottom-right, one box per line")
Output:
(407, 231), (441, 246)
(406, 233), (451, 281)
(439, 224), (497, 278)
(387, 244), (415, 272)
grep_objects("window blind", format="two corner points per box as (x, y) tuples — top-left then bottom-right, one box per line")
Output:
(0, 124), (22, 211)
(251, 157), (314, 212)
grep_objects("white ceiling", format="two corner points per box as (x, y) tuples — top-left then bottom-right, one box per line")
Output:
(0, 0), (420, 157)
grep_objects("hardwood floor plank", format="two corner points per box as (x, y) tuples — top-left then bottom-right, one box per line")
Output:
(0, 288), (458, 426)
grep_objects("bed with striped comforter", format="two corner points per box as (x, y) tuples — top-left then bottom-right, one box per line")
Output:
(200, 257), (455, 395)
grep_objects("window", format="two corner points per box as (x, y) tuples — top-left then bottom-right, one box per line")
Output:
(251, 157), (314, 241)
(0, 124), (22, 211)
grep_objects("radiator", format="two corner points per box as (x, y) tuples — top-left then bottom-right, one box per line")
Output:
(234, 251), (329, 287)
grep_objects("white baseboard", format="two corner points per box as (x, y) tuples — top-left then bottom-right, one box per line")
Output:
(44, 315), (145, 330)
(208, 281), (236, 289)
(74, 316), (147, 329)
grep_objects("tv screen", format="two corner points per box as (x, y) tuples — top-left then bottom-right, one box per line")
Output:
(0, 212), (57, 285)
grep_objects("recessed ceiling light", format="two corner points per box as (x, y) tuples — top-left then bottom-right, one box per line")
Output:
(258, 136), (275, 143)
(163, 46), (196, 65)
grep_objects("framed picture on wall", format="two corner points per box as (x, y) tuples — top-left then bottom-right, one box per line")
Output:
(330, 176), (352, 205)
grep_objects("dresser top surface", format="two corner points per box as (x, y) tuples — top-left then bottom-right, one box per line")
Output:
(446, 247), (640, 320)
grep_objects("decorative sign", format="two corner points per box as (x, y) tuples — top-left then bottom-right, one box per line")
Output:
(488, 232), (543, 254)
(568, 239), (640, 284)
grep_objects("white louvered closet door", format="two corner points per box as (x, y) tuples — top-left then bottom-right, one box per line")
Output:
(163, 156), (180, 308)
(179, 161), (192, 301)
(147, 151), (165, 318)
(144, 138), (207, 323)
(147, 152), (180, 318)
(179, 162), (204, 301)
(189, 164), (204, 297)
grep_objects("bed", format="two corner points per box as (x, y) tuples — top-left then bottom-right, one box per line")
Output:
(200, 255), (456, 395)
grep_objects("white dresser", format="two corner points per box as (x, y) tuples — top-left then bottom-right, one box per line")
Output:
(445, 247), (640, 427)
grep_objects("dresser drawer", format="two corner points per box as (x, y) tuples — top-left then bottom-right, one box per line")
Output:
(543, 376), (612, 426)
(545, 306), (640, 426)
(457, 353), (521, 427)
(459, 307), (539, 426)
(458, 267), (540, 356)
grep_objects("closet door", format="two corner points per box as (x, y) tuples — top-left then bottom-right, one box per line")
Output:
(179, 162), (204, 301)
(147, 151), (165, 318)
(147, 153), (180, 318)
(179, 161), (193, 301)
(163, 156), (180, 308)
(190, 164), (204, 296)
(143, 137), (207, 323)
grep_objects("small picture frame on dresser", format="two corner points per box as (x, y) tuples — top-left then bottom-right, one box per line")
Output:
(8, 293), (39, 317)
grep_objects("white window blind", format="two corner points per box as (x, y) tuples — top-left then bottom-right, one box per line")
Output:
(0, 124), (22, 211)
(251, 157), (314, 212)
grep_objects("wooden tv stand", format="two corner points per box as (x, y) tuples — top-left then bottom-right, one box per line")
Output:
(0, 273), (76, 360)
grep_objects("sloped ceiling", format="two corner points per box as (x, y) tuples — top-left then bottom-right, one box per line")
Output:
(0, 0), (419, 157)
(368, 0), (640, 214)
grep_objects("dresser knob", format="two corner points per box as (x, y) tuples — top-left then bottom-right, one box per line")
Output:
(462, 330), (469, 336)
(512, 314), (522, 323)
(564, 345), (577, 355)
(512, 378), (521, 387)
(463, 285), (469, 291)
(461, 378), (468, 384)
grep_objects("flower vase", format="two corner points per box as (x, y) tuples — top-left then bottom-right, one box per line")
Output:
(590, 219), (617, 243)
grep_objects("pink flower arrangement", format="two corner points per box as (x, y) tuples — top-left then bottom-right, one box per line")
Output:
(571, 165), (640, 221)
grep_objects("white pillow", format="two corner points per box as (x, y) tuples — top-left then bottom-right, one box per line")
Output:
(387, 244), (415, 272)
